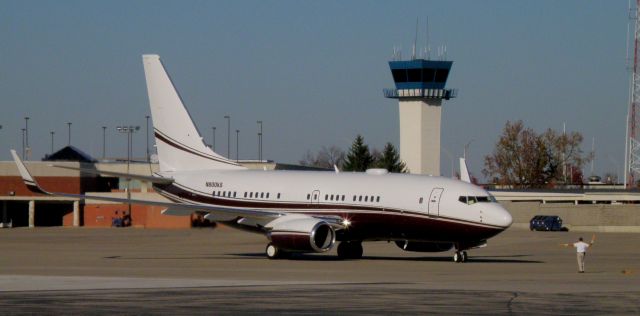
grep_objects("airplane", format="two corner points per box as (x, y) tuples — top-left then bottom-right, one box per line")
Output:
(11, 54), (512, 262)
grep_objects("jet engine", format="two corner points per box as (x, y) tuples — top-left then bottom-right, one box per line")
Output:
(267, 216), (336, 253)
(395, 241), (454, 252)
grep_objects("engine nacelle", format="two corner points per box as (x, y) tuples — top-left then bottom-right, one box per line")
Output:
(266, 215), (336, 253)
(395, 241), (454, 252)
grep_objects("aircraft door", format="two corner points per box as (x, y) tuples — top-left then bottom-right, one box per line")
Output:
(428, 188), (444, 216)
(311, 190), (321, 204)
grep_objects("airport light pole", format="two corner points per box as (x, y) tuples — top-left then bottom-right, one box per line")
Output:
(24, 117), (29, 159)
(21, 128), (26, 159)
(117, 125), (140, 216)
(224, 115), (230, 158)
(236, 129), (240, 163)
(257, 120), (263, 161)
(66, 122), (72, 146)
(463, 139), (474, 160)
(212, 126), (216, 151)
(50, 131), (55, 155)
(102, 126), (107, 159)
(145, 115), (150, 162)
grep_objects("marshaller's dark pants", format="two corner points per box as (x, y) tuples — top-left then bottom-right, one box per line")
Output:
(577, 252), (586, 272)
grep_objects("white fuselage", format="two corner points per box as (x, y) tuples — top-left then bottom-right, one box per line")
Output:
(154, 169), (512, 243)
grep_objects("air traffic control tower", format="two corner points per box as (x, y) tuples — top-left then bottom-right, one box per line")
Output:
(384, 59), (456, 175)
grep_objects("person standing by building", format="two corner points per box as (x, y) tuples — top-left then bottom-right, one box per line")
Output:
(562, 235), (595, 273)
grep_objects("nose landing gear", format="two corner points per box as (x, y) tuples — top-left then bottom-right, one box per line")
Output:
(453, 250), (468, 263)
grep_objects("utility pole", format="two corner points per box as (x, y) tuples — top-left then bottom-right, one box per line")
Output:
(117, 126), (140, 217)
(50, 131), (55, 155)
(102, 126), (107, 159)
(21, 128), (26, 159)
(212, 126), (216, 151)
(145, 115), (150, 162)
(224, 115), (230, 158)
(66, 122), (72, 146)
(257, 120), (263, 161)
(24, 117), (29, 160)
(236, 129), (240, 163)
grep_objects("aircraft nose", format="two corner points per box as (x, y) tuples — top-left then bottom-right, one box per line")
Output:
(494, 205), (513, 228)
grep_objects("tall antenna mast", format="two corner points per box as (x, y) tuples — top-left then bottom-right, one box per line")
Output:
(425, 16), (430, 59)
(412, 17), (418, 60)
(627, 0), (640, 188)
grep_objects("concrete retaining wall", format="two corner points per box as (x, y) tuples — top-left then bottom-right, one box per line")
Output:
(501, 201), (640, 232)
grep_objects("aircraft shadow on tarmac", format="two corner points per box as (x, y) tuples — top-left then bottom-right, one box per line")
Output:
(103, 254), (542, 264)
(229, 253), (544, 263)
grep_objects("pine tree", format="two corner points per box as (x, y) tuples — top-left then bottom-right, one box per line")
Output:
(342, 135), (374, 171)
(375, 142), (407, 173)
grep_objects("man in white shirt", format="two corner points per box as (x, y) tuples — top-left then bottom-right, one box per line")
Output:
(571, 237), (593, 273)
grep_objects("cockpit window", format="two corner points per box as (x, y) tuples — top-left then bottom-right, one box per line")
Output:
(459, 195), (495, 205)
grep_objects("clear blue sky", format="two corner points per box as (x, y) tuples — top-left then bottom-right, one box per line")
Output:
(0, 0), (631, 179)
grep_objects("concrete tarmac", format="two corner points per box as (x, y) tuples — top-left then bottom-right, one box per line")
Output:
(0, 226), (639, 314)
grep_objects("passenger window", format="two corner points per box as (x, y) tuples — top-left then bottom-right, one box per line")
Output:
(260, 193), (264, 198)
(376, 196), (380, 202)
(365, 196), (368, 202)
(314, 194), (318, 200)
(419, 197), (423, 204)
(359, 196), (362, 202)
(324, 194), (328, 200)
(330, 194), (334, 201)
(353, 195), (356, 201)
(233, 192), (237, 198)
(244, 192), (247, 198)
(250, 192), (253, 198)
(277, 193), (281, 199)
(342, 195), (345, 201)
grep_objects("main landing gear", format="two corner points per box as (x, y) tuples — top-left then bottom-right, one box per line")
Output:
(337, 241), (363, 259)
(453, 250), (468, 263)
(265, 243), (290, 259)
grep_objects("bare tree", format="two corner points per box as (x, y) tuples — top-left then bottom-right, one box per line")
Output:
(483, 120), (590, 188)
(299, 146), (346, 169)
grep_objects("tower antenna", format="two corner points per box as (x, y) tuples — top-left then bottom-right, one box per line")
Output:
(425, 16), (430, 59)
(412, 17), (418, 60)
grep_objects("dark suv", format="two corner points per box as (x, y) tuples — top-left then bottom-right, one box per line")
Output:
(530, 215), (565, 231)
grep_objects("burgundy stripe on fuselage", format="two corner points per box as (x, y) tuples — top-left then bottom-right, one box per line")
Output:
(154, 129), (240, 167)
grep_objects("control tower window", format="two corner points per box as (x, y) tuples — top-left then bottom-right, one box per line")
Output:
(434, 69), (449, 83)
(407, 68), (421, 82)
(422, 68), (435, 82)
(391, 69), (407, 82)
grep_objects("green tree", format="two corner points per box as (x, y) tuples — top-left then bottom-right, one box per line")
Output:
(342, 135), (374, 171)
(374, 142), (407, 173)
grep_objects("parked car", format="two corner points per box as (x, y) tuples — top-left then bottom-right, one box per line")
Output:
(530, 215), (566, 231)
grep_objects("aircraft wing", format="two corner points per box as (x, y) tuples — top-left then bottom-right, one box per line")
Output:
(11, 150), (280, 220)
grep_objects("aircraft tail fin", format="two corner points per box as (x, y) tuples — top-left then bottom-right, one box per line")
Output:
(142, 55), (245, 172)
(459, 158), (471, 183)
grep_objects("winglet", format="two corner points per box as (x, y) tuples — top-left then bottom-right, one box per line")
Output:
(459, 157), (471, 183)
(10, 150), (48, 194)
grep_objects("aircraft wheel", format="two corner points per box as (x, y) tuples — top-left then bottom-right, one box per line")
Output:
(337, 242), (350, 259)
(337, 241), (362, 259)
(350, 242), (363, 259)
(266, 243), (281, 259)
(453, 251), (462, 263)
